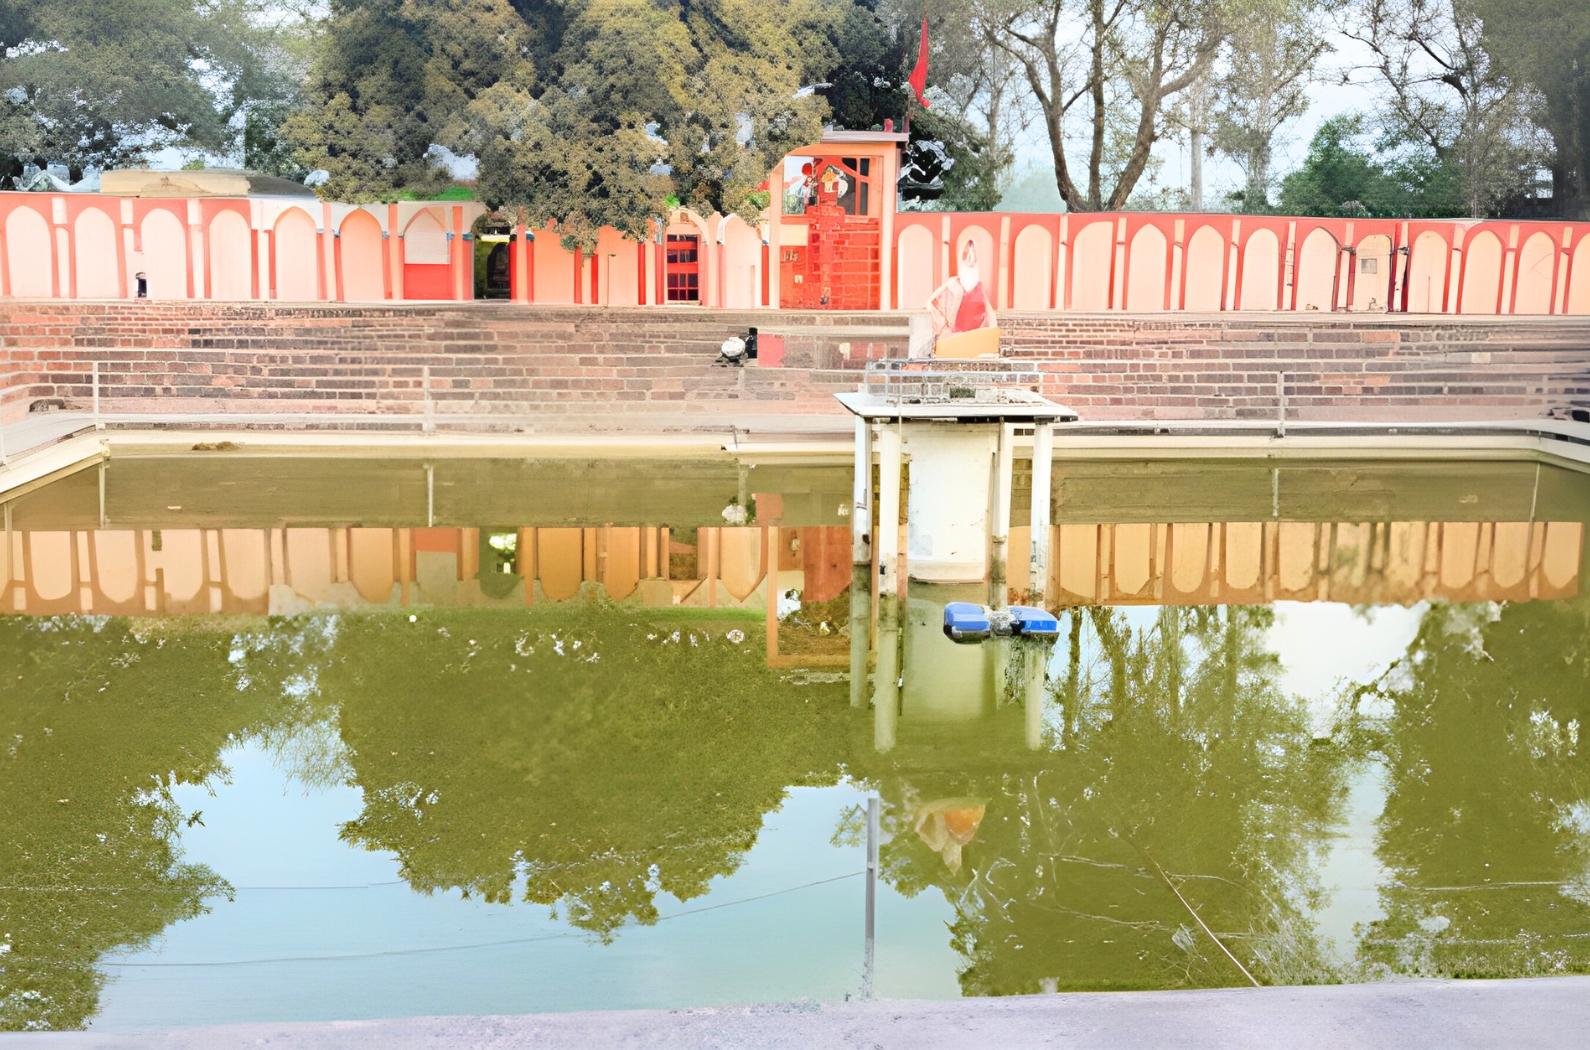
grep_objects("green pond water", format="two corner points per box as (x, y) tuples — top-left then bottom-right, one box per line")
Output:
(3, 454), (1590, 1030)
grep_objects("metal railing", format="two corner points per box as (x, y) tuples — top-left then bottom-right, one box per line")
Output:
(861, 358), (1046, 405)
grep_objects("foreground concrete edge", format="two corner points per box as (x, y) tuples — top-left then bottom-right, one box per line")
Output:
(5, 977), (1587, 1050)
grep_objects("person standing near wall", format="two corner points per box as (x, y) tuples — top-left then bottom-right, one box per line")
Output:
(911, 241), (998, 358)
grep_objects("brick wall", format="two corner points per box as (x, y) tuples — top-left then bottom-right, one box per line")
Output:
(2, 301), (1586, 428)
(1002, 313), (1590, 422)
(0, 302), (905, 427)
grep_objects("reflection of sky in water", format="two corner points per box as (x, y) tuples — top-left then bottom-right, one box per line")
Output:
(1267, 604), (1425, 732)
(94, 746), (960, 1028)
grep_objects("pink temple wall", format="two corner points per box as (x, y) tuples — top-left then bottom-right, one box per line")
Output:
(5, 188), (1590, 316)
(889, 212), (1590, 318)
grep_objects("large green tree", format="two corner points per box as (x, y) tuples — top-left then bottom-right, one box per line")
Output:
(291, 0), (868, 246)
(1278, 114), (1466, 217)
(1473, 0), (1590, 219)
(0, 0), (307, 180)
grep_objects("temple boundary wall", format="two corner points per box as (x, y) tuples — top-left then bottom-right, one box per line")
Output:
(7, 189), (1590, 320)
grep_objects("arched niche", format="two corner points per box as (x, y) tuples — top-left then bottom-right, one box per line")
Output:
(340, 210), (385, 301)
(73, 208), (119, 299)
(896, 225), (935, 310)
(1293, 228), (1337, 312)
(1124, 224), (1167, 311)
(209, 210), (252, 300)
(1567, 237), (1590, 315)
(953, 223), (995, 290)
(139, 209), (188, 299)
(274, 208), (319, 301)
(1238, 228), (1279, 310)
(1070, 221), (1113, 311)
(719, 217), (761, 309)
(6, 207), (53, 297)
(1459, 231), (1503, 314)
(1406, 231), (1448, 312)
(1182, 226), (1224, 311)
(1010, 225), (1053, 310)
(1351, 234), (1392, 311)
(1512, 232), (1554, 314)
(404, 210), (449, 264)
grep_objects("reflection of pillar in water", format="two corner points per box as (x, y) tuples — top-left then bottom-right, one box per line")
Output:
(874, 423), (902, 751)
(850, 417), (873, 708)
(875, 608), (899, 751)
(1021, 639), (1051, 750)
(990, 422), (1013, 610)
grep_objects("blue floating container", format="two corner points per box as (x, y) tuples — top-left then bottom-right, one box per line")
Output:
(942, 602), (992, 643)
(1009, 606), (1060, 638)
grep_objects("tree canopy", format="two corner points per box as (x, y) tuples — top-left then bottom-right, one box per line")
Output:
(0, 0), (309, 181)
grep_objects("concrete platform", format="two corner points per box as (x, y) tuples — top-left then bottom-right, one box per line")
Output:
(3, 978), (1586, 1048)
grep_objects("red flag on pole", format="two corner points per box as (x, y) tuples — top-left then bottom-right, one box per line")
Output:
(908, 17), (930, 108)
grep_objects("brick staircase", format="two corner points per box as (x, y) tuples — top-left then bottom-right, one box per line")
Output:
(2, 301), (1586, 429)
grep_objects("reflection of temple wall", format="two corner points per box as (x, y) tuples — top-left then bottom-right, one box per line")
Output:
(7, 520), (1577, 616)
(2, 525), (861, 617)
(1008, 520), (1583, 606)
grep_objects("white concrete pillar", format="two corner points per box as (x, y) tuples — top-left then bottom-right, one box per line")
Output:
(903, 424), (996, 584)
(1028, 421), (1053, 605)
(877, 425), (902, 598)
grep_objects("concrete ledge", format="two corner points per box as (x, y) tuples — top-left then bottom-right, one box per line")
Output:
(6, 978), (1587, 1049)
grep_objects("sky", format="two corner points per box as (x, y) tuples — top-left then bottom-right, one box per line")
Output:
(1002, 30), (1385, 211)
(142, 22), (1387, 212)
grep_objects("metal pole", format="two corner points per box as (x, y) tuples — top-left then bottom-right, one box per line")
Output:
(863, 794), (879, 1000)
(850, 418), (873, 708)
(93, 361), (102, 430)
(426, 463), (434, 527)
(1028, 421), (1053, 606)
(1276, 373), (1286, 438)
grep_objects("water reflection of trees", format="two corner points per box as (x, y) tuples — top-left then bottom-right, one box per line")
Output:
(274, 611), (850, 940)
(1345, 597), (1590, 978)
(858, 606), (1348, 993)
(0, 619), (249, 1031)
(9, 593), (1590, 1029)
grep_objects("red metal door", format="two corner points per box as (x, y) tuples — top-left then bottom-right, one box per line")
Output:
(665, 234), (700, 303)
